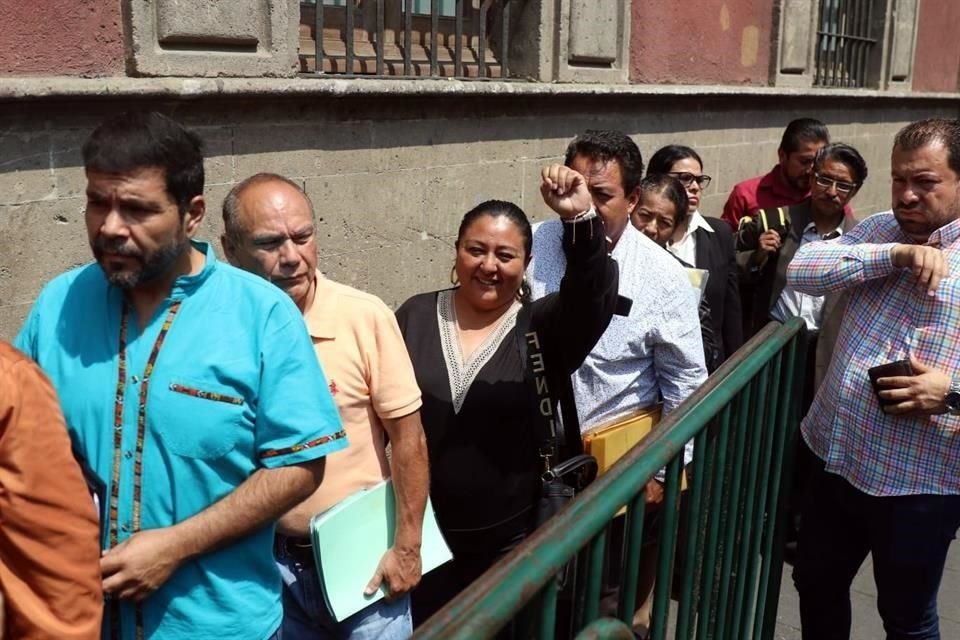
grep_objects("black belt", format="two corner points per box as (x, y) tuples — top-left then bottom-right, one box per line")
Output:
(275, 535), (314, 564)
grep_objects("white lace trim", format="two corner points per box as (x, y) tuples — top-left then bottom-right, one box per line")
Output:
(437, 289), (521, 414)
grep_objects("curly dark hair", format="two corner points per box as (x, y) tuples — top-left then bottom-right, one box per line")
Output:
(564, 130), (644, 195)
(82, 111), (204, 217)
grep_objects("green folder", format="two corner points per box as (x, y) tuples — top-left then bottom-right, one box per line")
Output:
(309, 479), (452, 621)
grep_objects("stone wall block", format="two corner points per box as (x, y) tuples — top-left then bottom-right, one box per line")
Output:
(126, 0), (299, 77)
(375, 118), (541, 173)
(363, 240), (452, 308)
(889, 0), (918, 82)
(234, 122), (375, 179)
(416, 161), (524, 239)
(0, 303), (30, 342)
(157, 0), (262, 46)
(197, 183), (234, 252)
(0, 199), (89, 305)
(0, 129), (54, 205)
(568, 0), (620, 63)
(556, 0), (631, 83)
(50, 128), (89, 201)
(776, 0), (817, 87)
(195, 126), (236, 187)
(779, 0), (815, 73)
(303, 171), (424, 257)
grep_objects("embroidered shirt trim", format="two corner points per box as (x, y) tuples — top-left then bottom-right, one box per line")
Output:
(437, 289), (521, 414)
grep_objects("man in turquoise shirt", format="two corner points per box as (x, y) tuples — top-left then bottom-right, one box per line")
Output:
(15, 111), (347, 640)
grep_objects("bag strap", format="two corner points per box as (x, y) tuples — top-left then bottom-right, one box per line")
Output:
(758, 207), (787, 232)
(523, 324), (583, 472)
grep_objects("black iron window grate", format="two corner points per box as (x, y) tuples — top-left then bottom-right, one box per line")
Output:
(814, 0), (877, 88)
(299, 0), (512, 79)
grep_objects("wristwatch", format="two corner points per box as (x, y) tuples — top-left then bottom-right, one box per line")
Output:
(945, 378), (960, 415)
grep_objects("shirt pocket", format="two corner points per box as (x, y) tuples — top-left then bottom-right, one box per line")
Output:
(150, 376), (249, 459)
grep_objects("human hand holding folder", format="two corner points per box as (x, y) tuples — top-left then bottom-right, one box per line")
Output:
(364, 544), (422, 600)
(312, 479), (451, 622)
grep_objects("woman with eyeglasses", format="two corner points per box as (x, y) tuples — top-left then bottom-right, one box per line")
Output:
(647, 145), (743, 364)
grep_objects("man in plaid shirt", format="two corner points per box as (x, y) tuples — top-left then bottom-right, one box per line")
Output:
(787, 118), (960, 640)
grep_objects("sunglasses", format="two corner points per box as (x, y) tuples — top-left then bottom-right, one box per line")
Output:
(814, 173), (857, 195)
(668, 172), (712, 189)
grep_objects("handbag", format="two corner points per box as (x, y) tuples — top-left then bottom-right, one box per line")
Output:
(536, 453), (598, 527)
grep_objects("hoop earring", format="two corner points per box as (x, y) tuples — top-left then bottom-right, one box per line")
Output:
(450, 265), (460, 286)
(516, 278), (531, 303)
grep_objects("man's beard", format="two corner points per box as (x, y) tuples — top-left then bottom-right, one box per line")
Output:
(93, 235), (189, 290)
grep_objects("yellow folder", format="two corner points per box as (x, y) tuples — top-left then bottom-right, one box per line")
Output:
(582, 405), (687, 490)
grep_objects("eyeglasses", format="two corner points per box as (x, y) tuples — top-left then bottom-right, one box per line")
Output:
(813, 173), (857, 195)
(668, 172), (712, 189)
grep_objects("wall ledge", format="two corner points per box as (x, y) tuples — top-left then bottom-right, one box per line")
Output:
(0, 75), (958, 103)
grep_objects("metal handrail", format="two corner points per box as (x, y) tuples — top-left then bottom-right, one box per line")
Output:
(416, 318), (808, 639)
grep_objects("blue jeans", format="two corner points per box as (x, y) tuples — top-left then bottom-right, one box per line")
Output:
(793, 459), (960, 640)
(275, 540), (412, 640)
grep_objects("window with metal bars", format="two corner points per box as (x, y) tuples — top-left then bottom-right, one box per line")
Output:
(299, 0), (512, 79)
(813, 0), (879, 88)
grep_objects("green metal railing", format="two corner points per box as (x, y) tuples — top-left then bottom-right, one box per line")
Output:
(415, 318), (808, 639)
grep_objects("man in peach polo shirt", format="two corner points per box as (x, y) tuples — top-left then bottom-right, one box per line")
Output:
(222, 173), (429, 640)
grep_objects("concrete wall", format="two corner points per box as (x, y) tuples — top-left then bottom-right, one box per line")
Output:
(0, 91), (956, 339)
(629, 0), (774, 85)
(912, 0), (960, 93)
(0, 0), (123, 76)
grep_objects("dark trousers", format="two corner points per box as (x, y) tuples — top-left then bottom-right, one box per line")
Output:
(411, 529), (527, 628)
(793, 457), (960, 640)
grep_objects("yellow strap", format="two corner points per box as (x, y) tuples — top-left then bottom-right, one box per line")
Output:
(758, 207), (786, 232)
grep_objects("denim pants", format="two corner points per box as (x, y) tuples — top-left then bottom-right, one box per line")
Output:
(275, 539), (412, 640)
(793, 459), (960, 640)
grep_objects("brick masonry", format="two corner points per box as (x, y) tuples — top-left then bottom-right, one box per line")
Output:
(0, 92), (957, 340)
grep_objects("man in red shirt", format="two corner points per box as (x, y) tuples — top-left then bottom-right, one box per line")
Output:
(722, 118), (852, 229)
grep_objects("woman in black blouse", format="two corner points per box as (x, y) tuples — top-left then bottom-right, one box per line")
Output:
(396, 166), (619, 625)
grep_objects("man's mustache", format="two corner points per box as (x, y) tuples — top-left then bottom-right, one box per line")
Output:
(93, 237), (142, 258)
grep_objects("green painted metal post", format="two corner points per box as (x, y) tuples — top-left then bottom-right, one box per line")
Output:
(675, 426), (710, 640)
(739, 351), (785, 638)
(583, 530), (609, 625)
(695, 405), (733, 640)
(730, 363), (772, 637)
(714, 381), (754, 638)
(538, 576), (559, 640)
(619, 491), (648, 625)
(651, 456), (683, 640)
(758, 331), (804, 640)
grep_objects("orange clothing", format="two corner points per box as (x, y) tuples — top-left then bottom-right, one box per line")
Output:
(0, 341), (102, 640)
(287, 274), (422, 522)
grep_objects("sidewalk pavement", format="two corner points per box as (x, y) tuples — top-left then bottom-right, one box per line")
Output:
(774, 539), (960, 639)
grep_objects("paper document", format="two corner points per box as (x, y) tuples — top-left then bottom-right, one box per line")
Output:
(685, 268), (710, 305)
(310, 479), (452, 622)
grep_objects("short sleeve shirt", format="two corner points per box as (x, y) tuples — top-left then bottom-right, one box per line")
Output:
(15, 242), (347, 640)
(303, 274), (422, 513)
